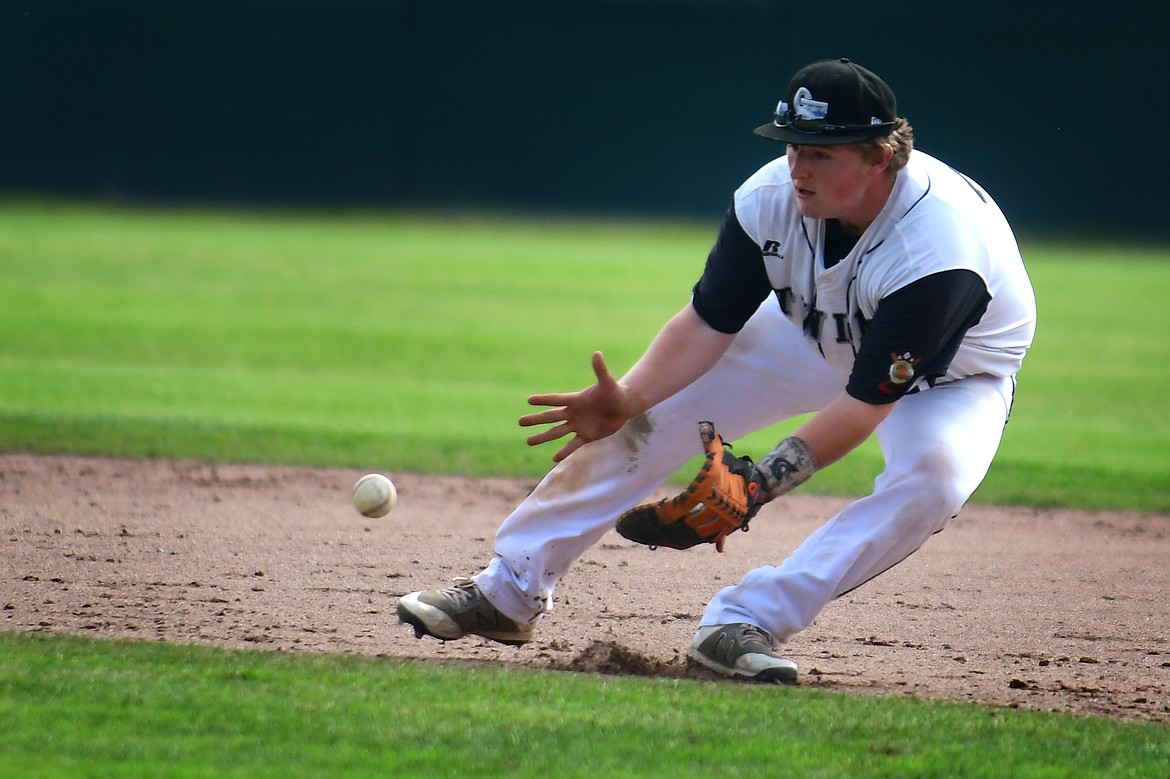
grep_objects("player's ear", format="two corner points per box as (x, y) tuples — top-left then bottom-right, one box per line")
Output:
(861, 143), (893, 173)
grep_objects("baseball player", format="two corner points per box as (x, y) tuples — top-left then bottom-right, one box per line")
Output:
(398, 58), (1037, 683)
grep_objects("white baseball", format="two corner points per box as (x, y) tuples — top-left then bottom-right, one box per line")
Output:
(352, 473), (397, 518)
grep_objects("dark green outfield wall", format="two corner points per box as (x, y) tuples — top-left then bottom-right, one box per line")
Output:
(2, 1), (1165, 238)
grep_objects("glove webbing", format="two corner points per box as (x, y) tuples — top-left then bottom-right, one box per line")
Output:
(668, 422), (758, 552)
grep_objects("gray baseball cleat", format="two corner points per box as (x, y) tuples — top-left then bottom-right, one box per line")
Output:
(688, 623), (798, 684)
(397, 578), (535, 646)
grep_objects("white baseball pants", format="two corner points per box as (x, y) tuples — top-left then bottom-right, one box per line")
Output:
(474, 297), (1017, 642)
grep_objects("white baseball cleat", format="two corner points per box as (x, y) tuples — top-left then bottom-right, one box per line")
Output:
(397, 578), (535, 646)
(688, 623), (798, 684)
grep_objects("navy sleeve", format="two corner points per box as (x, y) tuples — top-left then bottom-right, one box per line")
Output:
(846, 269), (991, 404)
(690, 206), (773, 334)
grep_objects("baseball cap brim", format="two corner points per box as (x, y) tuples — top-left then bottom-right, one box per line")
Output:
(753, 121), (891, 146)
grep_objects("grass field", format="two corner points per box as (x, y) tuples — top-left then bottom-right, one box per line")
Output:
(3, 633), (1168, 779)
(1, 201), (1168, 777)
(1, 201), (1168, 510)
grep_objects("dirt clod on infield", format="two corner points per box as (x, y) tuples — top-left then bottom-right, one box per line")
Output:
(554, 640), (686, 678)
(3, 453), (1168, 723)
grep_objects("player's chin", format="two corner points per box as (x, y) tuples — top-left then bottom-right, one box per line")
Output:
(794, 197), (823, 219)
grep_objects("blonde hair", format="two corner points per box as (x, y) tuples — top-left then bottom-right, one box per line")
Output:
(863, 118), (914, 172)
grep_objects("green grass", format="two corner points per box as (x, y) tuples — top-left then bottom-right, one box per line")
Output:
(2, 633), (1167, 779)
(2, 201), (1168, 510)
(0, 202), (689, 476)
(992, 244), (1170, 507)
(2, 201), (1170, 778)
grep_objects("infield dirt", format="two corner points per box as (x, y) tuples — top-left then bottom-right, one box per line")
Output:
(3, 453), (1167, 722)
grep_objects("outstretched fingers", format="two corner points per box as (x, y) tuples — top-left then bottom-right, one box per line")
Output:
(524, 421), (572, 447)
(589, 351), (616, 388)
(518, 404), (569, 428)
(551, 436), (586, 463)
(518, 351), (630, 459)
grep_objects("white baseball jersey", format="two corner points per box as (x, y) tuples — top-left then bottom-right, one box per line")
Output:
(696, 150), (1036, 401)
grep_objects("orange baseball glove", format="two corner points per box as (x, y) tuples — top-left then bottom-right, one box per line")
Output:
(615, 421), (764, 552)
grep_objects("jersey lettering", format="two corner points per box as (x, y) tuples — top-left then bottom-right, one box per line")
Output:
(832, 313), (850, 343)
(803, 308), (822, 340)
(775, 287), (793, 315)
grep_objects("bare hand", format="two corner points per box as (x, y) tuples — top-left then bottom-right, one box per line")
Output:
(519, 351), (631, 462)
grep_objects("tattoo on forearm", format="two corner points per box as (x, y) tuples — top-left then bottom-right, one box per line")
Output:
(757, 436), (818, 502)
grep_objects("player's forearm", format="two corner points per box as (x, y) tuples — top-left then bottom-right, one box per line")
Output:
(795, 392), (893, 468)
(619, 303), (735, 417)
(756, 392), (892, 502)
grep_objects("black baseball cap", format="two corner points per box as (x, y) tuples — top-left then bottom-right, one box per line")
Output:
(754, 58), (897, 145)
